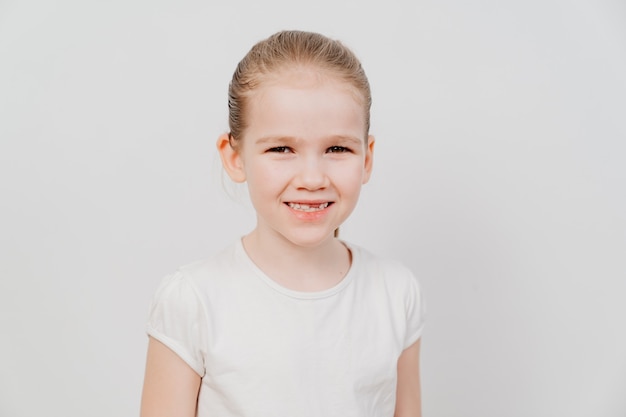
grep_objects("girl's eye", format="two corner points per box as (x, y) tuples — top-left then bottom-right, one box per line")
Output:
(327, 146), (351, 153)
(267, 146), (292, 153)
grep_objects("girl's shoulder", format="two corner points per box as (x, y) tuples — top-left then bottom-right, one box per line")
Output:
(345, 241), (423, 299)
(347, 241), (418, 281)
(346, 242), (426, 346)
(175, 241), (242, 280)
(151, 241), (245, 299)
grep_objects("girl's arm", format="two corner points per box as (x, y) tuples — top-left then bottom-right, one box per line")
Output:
(394, 338), (422, 417)
(140, 337), (201, 417)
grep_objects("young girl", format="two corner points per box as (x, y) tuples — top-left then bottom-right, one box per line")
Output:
(141, 30), (425, 417)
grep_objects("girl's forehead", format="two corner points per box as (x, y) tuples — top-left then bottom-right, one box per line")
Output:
(265, 66), (332, 86)
(244, 91), (367, 145)
(260, 66), (365, 103)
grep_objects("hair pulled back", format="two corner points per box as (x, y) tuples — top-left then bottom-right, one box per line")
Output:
(228, 30), (371, 142)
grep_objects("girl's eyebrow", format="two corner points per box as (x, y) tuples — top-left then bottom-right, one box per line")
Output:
(255, 136), (298, 145)
(332, 135), (364, 146)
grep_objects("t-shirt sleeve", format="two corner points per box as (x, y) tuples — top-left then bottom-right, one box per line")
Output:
(146, 271), (207, 376)
(403, 271), (426, 350)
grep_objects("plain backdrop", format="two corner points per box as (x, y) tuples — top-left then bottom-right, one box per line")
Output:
(1, 1), (625, 416)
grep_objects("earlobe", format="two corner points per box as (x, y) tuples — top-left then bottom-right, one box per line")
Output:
(362, 135), (375, 184)
(216, 133), (246, 183)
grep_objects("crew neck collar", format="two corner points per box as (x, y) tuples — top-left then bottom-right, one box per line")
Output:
(234, 238), (358, 300)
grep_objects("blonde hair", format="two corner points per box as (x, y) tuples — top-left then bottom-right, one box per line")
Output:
(227, 30), (371, 143)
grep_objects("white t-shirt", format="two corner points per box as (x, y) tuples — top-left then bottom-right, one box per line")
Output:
(147, 240), (425, 417)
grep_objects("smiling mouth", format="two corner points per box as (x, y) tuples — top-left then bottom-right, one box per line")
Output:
(286, 202), (331, 212)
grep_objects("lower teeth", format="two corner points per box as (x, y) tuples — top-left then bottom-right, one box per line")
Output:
(289, 203), (328, 212)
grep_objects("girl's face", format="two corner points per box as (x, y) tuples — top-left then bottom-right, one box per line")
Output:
(220, 68), (374, 249)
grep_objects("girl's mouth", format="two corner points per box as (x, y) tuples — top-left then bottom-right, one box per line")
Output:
(286, 202), (331, 212)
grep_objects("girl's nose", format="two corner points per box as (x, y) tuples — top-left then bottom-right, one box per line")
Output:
(295, 156), (329, 190)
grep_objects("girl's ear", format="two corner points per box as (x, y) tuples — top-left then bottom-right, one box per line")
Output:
(216, 133), (246, 183)
(362, 135), (375, 184)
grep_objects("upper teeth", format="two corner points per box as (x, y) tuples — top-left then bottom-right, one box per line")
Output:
(288, 202), (329, 212)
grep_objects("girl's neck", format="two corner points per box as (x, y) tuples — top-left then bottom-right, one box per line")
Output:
(242, 230), (351, 292)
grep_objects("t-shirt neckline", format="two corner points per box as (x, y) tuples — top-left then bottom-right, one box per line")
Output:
(234, 238), (358, 300)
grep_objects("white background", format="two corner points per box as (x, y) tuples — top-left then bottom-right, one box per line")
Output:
(1, 1), (625, 416)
